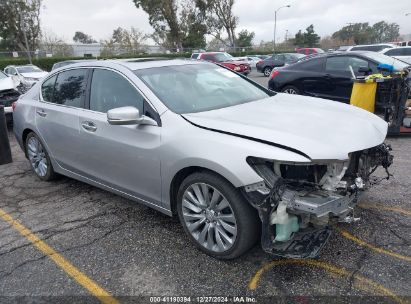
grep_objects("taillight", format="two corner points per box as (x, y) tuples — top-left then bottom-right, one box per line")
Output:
(270, 70), (279, 79)
(12, 101), (17, 111)
(257, 60), (263, 65)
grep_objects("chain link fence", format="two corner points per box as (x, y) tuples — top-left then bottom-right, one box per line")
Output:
(0, 43), (294, 60)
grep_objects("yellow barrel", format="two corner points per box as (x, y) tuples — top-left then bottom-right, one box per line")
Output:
(350, 82), (377, 113)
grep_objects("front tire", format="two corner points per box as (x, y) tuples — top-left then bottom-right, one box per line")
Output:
(25, 132), (57, 181)
(177, 172), (260, 259)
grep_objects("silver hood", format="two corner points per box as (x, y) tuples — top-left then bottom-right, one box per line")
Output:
(182, 93), (388, 160)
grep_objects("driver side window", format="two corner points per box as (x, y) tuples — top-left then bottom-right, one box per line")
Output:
(90, 69), (144, 113)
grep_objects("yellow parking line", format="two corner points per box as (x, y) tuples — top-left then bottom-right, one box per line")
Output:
(338, 229), (411, 263)
(359, 203), (411, 217)
(0, 208), (119, 304)
(248, 259), (405, 304)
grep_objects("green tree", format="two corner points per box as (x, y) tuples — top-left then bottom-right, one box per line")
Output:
(196, 0), (238, 47)
(293, 25), (320, 47)
(304, 24), (320, 47)
(133, 0), (184, 49)
(236, 29), (255, 47)
(73, 31), (97, 44)
(180, 1), (208, 49)
(332, 21), (400, 45)
(371, 21), (400, 43)
(293, 30), (304, 47)
(0, 0), (42, 51)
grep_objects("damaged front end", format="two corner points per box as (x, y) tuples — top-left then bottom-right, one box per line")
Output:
(242, 144), (393, 258)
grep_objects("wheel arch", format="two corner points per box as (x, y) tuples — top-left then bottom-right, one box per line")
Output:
(169, 166), (239, 216)
(22, 128), (35, 157)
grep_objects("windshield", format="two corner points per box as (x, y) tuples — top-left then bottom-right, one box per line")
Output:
(363, 52), (409, 70)
(214, 53), (233, 62)
(135, 64), (270, 114)
(0, 71), (7, 80)
(16, 66), (43, 73)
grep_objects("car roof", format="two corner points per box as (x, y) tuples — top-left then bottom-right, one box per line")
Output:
(5, 64), (37, 68)
(53, 58), (210, 72)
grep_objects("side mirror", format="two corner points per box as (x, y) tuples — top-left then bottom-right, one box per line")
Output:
(358, 66), (372, 74)
(107, 106), (157, 126)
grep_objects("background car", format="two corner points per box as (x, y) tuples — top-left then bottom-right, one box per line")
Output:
(0, 70), (20, 124)
(233, 56), (261, 68)
(380, 47), (411, 64)
(296, 48), (325, 55)
(4, 65), (48, 92)
(346, 43), (396, 52)
(268, 51), (410, 103)
(192, 52), (251, 75)
(256, 53), (306, 77)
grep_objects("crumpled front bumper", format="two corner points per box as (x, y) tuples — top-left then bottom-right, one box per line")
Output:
(243, 143), (393, 259)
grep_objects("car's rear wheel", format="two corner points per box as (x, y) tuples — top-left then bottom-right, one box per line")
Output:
(281, 85), (300, 95)
(25, 132), (56, 181)
(263, 67), (273, 77)
(177, 172), (260, 259)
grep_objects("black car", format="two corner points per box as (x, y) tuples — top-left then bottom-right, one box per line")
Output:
(256, 53), (306, 77)
(268, 51), (410, 103)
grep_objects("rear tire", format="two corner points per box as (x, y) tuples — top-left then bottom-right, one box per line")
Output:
(25, 132), (57, 181)
(281, 85), (300, 95)
(263, 67), (273, 77)
(177, 171), (260, 259)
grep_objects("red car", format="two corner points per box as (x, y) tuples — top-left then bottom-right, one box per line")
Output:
(191, 52), (251, 76)
(296, 48), (325, 55)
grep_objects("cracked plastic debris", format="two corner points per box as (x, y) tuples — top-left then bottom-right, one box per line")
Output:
(244, 143), (394, 258)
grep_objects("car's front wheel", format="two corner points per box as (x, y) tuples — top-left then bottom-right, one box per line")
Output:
(177, 172), (260, 259)
(25, 132), (57, 181)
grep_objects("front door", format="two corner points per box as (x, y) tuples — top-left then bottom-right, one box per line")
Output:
(77, 68), (162, 204)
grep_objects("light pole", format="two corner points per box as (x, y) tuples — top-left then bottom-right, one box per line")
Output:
(273, 5), (291, 53)
(20, 0), (32, 64)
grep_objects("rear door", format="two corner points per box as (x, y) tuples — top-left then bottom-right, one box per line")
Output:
(296, 57), (330, 97)
(36, 68), (89, 171)
(76, 68), (162, 204)
(324, 56), (372, 103)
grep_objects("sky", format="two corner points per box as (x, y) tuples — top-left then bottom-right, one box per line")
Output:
(41, 0), (411, 44)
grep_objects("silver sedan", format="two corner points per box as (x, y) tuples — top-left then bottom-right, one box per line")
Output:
(13, 59), (393, 259)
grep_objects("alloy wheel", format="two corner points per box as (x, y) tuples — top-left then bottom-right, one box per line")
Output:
(27, 136), (48, 177)
(264, 68), (272, 77)
(283, 88), (298, 94)
(182, 183), (237, 253)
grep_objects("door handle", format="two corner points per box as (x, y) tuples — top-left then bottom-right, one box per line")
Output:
(36, 109), (47, 117)
(81, 121), (97, 132)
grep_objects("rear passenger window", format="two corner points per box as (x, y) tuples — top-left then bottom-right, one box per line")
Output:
(386, 48), (403, 56)
(326, 57), (349, 72)
(90, 69), (144, 113)
(41, 76), (57, 102)
(53, 69), (88, 108)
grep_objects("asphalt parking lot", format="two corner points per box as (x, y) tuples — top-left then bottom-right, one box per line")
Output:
(0, 79), (410, 303)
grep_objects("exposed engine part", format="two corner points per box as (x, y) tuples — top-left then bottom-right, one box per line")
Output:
(319, 162), (348, 191)
(286, 190), (355, 217)
(244, 143), (394, 258)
